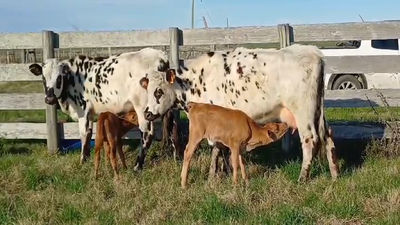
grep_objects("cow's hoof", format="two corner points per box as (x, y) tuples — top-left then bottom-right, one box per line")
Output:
(297, 175), (309, 183)
(133, 164), (143, 172)
(80, 157), (86, 165)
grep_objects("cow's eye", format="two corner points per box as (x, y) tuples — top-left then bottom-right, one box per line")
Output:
(56, 76), (62, 89)
(155, 88), (164, 99)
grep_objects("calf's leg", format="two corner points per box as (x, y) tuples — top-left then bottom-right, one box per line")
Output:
(229, 144), (241, 185)
(94, 139), (103, 179)
(108, 138), (119, 179)
(105, 142), (111, 167)
(117, 141), (128, 170)
(238, 154), (249, 185)
(181, 131), (203, 189)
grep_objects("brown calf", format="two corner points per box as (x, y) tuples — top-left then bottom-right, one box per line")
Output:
(94, 110), (139, 179)
(181, 102), (289, 188)
(94, 109), (181, 179)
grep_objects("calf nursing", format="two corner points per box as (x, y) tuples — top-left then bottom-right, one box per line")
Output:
(94, 110), (139, 179)
(181, 102), (289, 188)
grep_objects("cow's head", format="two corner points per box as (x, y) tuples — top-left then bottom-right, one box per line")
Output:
(140, 69), (179, 121)
(29, 59), (71, 105)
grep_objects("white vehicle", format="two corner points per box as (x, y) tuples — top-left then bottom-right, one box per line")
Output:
(321, 39), (400, 90)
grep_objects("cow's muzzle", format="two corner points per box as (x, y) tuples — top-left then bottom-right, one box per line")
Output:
(144, 110), (160, 121)
(44, 88), (57, 105)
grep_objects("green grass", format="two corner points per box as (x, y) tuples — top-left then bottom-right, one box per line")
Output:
(0, 139), (399, 224)
(1, 107), (400, 124)
(0, 81), (43, 94)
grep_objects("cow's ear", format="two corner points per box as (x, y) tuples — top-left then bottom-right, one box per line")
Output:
(139, 77), (149, 90)
(166, 69), (176, 84)
(29, 64), (43, 76)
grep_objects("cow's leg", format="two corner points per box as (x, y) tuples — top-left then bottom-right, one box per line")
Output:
(298, 132), (316, 182)
(325, 126), (339, 180)
(220, 147), (231, 175)
(280, 107), (316, 182)
(208, 143), (230, 180)
(134, 119), (154, 171)
(78, 112), (93, 164)
(208, 146), (221, 180)
(160, 109), (182, 161)
(171, 111), (182, 161)
(160, 112), (170, 150)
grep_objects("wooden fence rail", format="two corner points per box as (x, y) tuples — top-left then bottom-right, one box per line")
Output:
(1, 20), (400, 153)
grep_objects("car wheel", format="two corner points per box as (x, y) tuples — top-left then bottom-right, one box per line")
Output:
(332, 75), (363, 90)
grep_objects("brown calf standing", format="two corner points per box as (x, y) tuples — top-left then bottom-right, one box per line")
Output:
(94, 109), (181, 179)
(181, 102), (289, 188)
(94, 110), (139, 179)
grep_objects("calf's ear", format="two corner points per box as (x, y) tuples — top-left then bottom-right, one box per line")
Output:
(29, 64), (43, 76)
(166, 69), (176, 84)
(139, 77), (149, 90)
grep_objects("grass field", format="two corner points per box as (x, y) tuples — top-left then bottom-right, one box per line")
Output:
(0, 136), (399, 224)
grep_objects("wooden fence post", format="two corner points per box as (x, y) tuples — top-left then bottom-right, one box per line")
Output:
(169, 27), (182, 147)
(277, 23), (295, 155)
(42, 30), (60, 154)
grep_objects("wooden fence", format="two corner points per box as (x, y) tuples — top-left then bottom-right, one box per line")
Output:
(1, 21), (400, 153)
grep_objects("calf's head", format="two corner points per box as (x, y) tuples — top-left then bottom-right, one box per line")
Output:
(140, 69), (178, 121)
(123, 111), (139, 125)
(29, 59), (71, 105)
(264, 122), (289, 143)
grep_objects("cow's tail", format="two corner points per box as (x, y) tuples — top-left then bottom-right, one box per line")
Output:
(314, 56), (329, 159)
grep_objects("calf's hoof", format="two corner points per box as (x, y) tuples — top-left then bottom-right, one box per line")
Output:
(181, 182), (188, 189)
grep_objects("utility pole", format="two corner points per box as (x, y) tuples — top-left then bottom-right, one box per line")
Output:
(191, 0), (195, 29)
(226, 18), (229, 28)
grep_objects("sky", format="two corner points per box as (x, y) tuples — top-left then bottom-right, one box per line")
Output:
(0, 0), (398, 33)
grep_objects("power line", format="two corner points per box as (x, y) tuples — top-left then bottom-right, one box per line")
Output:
(200, 0), (214, 26)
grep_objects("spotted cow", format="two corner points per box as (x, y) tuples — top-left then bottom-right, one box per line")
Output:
(140, 44), (340, 182)
(29, 48), (180, 170)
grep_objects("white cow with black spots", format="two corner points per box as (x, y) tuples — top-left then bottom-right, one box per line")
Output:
(140, 44), (340, 182)
(29, 48), (180, 170)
